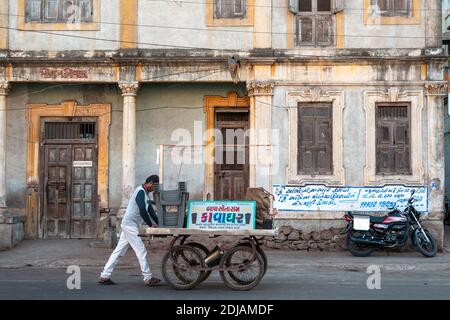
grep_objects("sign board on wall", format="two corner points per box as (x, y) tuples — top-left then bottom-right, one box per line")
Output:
(187, 201), (256, 230)
(273, 185), (428, 213)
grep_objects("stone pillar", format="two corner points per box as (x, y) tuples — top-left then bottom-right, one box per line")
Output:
(247, 80), (274, 192)
(118, 82), (139, 221)
(425, 82), (447, 250)
(0, 81), (9, 211)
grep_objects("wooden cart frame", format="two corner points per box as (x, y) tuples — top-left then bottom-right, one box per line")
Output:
(141, 228), (278, 291)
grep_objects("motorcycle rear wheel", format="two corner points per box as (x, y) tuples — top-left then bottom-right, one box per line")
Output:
(414, 229), (437, 258)
(346, 232), (374, 257)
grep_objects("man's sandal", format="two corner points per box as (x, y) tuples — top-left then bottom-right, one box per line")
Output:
(98, 277), (116, 285)
(144, 277), (161, 286)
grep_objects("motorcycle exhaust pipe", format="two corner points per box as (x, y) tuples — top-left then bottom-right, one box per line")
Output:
(349, 236), (383, 246)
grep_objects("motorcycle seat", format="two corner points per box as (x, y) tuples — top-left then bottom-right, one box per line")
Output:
(369, 216), (386, 223)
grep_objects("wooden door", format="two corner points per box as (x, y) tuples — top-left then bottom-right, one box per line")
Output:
(214, 112), (249, 200)
(43, 145), (72, 238)
(41, 119), (98, 239)
(71, 144), (98, 238)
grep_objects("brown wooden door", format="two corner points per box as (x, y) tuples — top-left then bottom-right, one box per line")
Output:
(43, 145), (72, 238)
(214, 112), (249, 200)
(41, 120), (98, 239)
(71, 144), (98, 238)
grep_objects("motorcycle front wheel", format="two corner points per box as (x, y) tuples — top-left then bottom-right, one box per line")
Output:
(346, 231), (374, 257)
(414, 229), (437, 258)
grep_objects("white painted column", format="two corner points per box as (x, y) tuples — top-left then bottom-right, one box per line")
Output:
(0, 81), (9, 211)
(425, 82), (447, 218)
(425, 82), (447, 250)
(118, 82), (139, 213)
(247, 80), (274, 192)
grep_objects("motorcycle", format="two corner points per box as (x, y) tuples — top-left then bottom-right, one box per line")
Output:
(342, 190), (437, 258)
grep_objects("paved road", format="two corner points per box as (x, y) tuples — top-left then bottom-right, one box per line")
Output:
(1, 265), (449, 300)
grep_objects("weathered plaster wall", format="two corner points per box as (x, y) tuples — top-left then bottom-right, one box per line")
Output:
(8, 0), (120, 51)
(6, 84), (122, 210)
(135, 83), (247, 201)
(445, 113), (450, 201)
(137, 1), (253, 50)
(271, 62), (434, 233)
(344, 0), (425, 49)
(6, 82), (245, 211)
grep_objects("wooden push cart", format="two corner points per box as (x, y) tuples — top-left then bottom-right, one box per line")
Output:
(141, 228), (278, 291)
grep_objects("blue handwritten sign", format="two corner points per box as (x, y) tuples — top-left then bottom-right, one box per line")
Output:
(187, 201), (256, 230)
(273, 185), (428, 212)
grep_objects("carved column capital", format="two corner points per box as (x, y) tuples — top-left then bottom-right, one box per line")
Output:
(0, 80), (10, 96)
(425, 82), (447, 97)
(247, 81), (275, 97)
(119, 81), (140, 97)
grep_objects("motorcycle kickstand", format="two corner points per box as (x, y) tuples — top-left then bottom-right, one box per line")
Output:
(385, 248), (390, 256)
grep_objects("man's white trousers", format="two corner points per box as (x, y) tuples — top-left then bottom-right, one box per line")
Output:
(100, 224), (152, 281)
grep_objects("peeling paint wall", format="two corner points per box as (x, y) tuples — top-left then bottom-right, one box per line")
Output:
(137, 1), (253, 50)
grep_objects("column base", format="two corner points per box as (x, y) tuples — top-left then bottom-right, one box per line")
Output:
(0, 211), (25, 251)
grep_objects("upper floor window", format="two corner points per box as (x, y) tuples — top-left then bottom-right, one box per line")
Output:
(214, 0), (247, 19)
(289, 0), (344, 47)
(370, 0), (412, 17)
(26, 0), (94, 23)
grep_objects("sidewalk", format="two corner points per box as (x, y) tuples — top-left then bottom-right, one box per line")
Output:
(1, 230), (450, 272)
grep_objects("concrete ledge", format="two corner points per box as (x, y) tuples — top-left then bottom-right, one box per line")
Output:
(0, 213), (25, 251)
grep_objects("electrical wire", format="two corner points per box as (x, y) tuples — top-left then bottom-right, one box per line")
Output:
(0, 11), (442, 39)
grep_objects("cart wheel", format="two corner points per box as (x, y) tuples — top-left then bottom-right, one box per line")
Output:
(234, 242), (268, 276)
(185, 242), (211, 282)
(219, 245), (265, 291)
(162, 245), (206, 290)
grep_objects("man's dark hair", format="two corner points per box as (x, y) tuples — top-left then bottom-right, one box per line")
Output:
(145, 175), (159, 184)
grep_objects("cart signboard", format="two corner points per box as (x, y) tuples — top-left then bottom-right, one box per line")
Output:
(187, 201), (256, 230)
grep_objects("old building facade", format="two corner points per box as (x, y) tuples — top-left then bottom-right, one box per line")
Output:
(0, 0), (446, 248)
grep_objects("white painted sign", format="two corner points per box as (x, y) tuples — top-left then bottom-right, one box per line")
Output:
(73, 161), (93, 168)
(273, 185), (428, 212)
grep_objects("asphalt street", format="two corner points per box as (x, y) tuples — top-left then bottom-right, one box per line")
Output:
(1, 265), (449, 300)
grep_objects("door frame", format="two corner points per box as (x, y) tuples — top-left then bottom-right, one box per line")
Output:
(25, 101), (111, 239)
(39, 117), (99, 239)
(203, 92), (250, 200)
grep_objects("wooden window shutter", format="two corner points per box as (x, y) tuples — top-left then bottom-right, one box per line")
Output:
(376, 105), (411, 175)
(298, 103), (333, 175)
(331, 0), (344, 13)
(26, 0), (42, 22)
